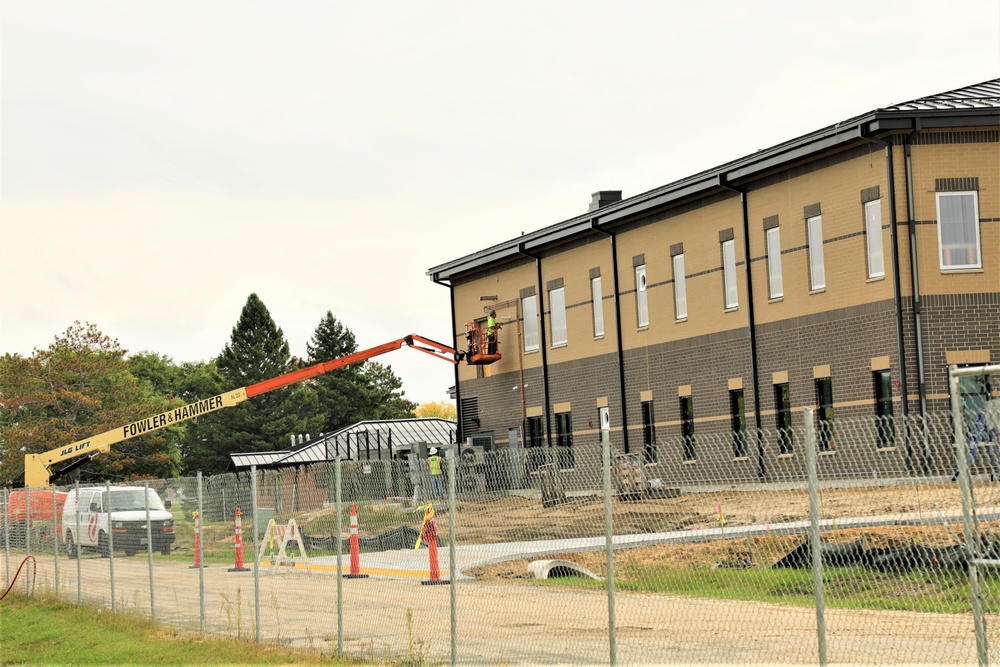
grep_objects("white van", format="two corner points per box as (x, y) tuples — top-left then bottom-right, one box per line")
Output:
(61, 486), (175, 557)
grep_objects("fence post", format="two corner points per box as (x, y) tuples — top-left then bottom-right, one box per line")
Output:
(105, 481), (115, 611)
(74, 481), (81, 604)
(949, 366), (989, 665)
(3, 488), (10, 587)
(335, 456), (344, 658)
(24, 484), (31, 594)
(52, 488), (59, 595)
(448, 445), (457, 667)
(251, 466), (261, 645)
(804, 408), (828, 666)
(145, 480), (155, 622)
(197, 472), (205, 633)
(602, 428), (617, 666)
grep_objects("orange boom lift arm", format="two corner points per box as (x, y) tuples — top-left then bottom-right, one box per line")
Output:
(24, 334), (462, 487)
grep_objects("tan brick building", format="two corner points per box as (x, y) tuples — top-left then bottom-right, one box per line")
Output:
(428, 80), (1000, 487)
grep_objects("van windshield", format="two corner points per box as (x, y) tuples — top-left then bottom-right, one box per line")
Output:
(107, 489), (166, 512)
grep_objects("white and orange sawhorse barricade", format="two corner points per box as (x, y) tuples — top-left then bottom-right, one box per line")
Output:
(257, 517), (311, 572)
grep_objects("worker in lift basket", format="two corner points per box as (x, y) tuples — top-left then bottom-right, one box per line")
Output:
(486, 309), (498, 355)
(428, 448), (444, 498)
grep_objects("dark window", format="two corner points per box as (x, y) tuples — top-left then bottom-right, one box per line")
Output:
(730, 389), (747, 458)
(775, 383), (793, 454)
(815, 377), (834, 451)
(873, 370), (894, 449)
(641, 401), (657, 464)
(524, 416), (545, 471)
(954, 369), (992, 438)
(461, 397), (480, 435)
(556, 412), (574, 470)
(680, 396), (695, 461)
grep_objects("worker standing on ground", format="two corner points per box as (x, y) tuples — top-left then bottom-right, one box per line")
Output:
(428, 447), (444, 498)
(486, 309), (498, 355)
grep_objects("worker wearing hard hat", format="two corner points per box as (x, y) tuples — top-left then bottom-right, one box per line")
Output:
(428, 448), (444, 498)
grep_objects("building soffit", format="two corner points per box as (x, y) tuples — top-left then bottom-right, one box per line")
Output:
(427, 79), (1000, 282)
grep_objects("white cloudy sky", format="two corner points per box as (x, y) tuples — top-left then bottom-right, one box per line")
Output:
(1, 1), (998, 406)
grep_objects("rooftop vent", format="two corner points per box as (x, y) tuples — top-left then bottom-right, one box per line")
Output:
(589, 190), (622, 211)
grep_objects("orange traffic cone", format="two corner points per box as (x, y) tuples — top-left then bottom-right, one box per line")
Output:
(343, 503), (368, 579)
(228, 508), (251, 572)
(421, 517), (449, 586)
(189, 510), (201, 568)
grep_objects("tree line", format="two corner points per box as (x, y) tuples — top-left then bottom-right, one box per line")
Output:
(0, 293), (451, 485)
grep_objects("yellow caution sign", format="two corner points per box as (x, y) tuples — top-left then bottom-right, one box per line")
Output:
(413, 504), (435, 550)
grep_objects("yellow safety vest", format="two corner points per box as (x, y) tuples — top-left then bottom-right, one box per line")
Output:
(428, 455), (442, 475)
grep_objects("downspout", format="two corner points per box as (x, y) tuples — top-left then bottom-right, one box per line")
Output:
(903, 118), (931, 472)
(591, 220), (631, 454)
(718, 176), (766, 481)
(518, 244), (554, 461)
(862, 128), (912, 470)
(432, 273), (464, 444)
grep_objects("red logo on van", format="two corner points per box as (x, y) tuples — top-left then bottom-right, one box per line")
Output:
(88, 514), (98, 542)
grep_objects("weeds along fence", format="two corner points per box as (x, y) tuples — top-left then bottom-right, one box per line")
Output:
(3, 403), (1000, 663)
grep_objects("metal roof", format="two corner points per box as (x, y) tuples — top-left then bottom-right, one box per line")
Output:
(228, 418), (458, 469)
(427, 78), (1000, 283)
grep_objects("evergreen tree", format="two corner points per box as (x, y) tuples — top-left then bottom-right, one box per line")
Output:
(361, 361), (418, 420)
(184, 294), (322, 475)
(306, 312), (370, 433)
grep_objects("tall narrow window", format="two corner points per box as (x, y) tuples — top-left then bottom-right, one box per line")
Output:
(775, 383), (793, 454)
(524, 415), (544, 471)
(680, 396), (695, 461)
(641, 401), (657, 464)
(873, 370), (894, 449)
(635, 265), (648, 328)
(807, 215), (825, 290)
(556, 412), (574, 470)
(865, 200), (885, 278)
(673, 253), (687, 320)
(953, 370), (992, 438)
(766, 226), (783, 299)
(522, 294), (539, 352)
(722, 239), (738, 309)
(937, 191), (981, 269)
(591, 275), (604, 338)
(549, 286), (567, 347)
(815, 377), (834, 451)
(730, 389), (747, 458)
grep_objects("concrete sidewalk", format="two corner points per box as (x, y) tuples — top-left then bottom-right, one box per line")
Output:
(302, 506), (997, 581)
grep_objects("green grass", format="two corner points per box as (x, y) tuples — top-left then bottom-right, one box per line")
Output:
(0, 592), (355, 665)
(537, 566), (1000, 614)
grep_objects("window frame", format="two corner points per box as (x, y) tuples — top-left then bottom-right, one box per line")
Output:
(522, 294), (539, 352)
(672, 253), (687, 320)
(766, 226), (783, 299)
(807, 214), (825, 290)
(635, 264), (648, 328)
(936, 190), (982, 270)
(591, 275), (604, 338)
(722, 238), (738, 309)
(549, 286), (567, 347)
(864, 199), (885, 279)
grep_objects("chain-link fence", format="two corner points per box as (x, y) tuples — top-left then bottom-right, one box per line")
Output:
(3, 379), (998, 664)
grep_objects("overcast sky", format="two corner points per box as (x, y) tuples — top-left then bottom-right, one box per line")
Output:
(2, 1), (998, 406)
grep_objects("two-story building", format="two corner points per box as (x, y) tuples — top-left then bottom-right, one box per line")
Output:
(428, 79), (1000, 489)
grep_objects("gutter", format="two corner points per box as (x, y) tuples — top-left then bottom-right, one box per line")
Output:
(860, 128), (913, 470)
(717, 175), (766, 480)
(903, 118), (931, 471)
(517, 244), (555, 461)
(431, 273), (464, 445)
(590, 220), (631, 454)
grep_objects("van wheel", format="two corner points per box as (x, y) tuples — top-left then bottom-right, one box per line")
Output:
(124, 549), (137, 557)
(160, 547), (171, 556)
(66, 532), (78, 559)
(98, 531), (110, 558)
